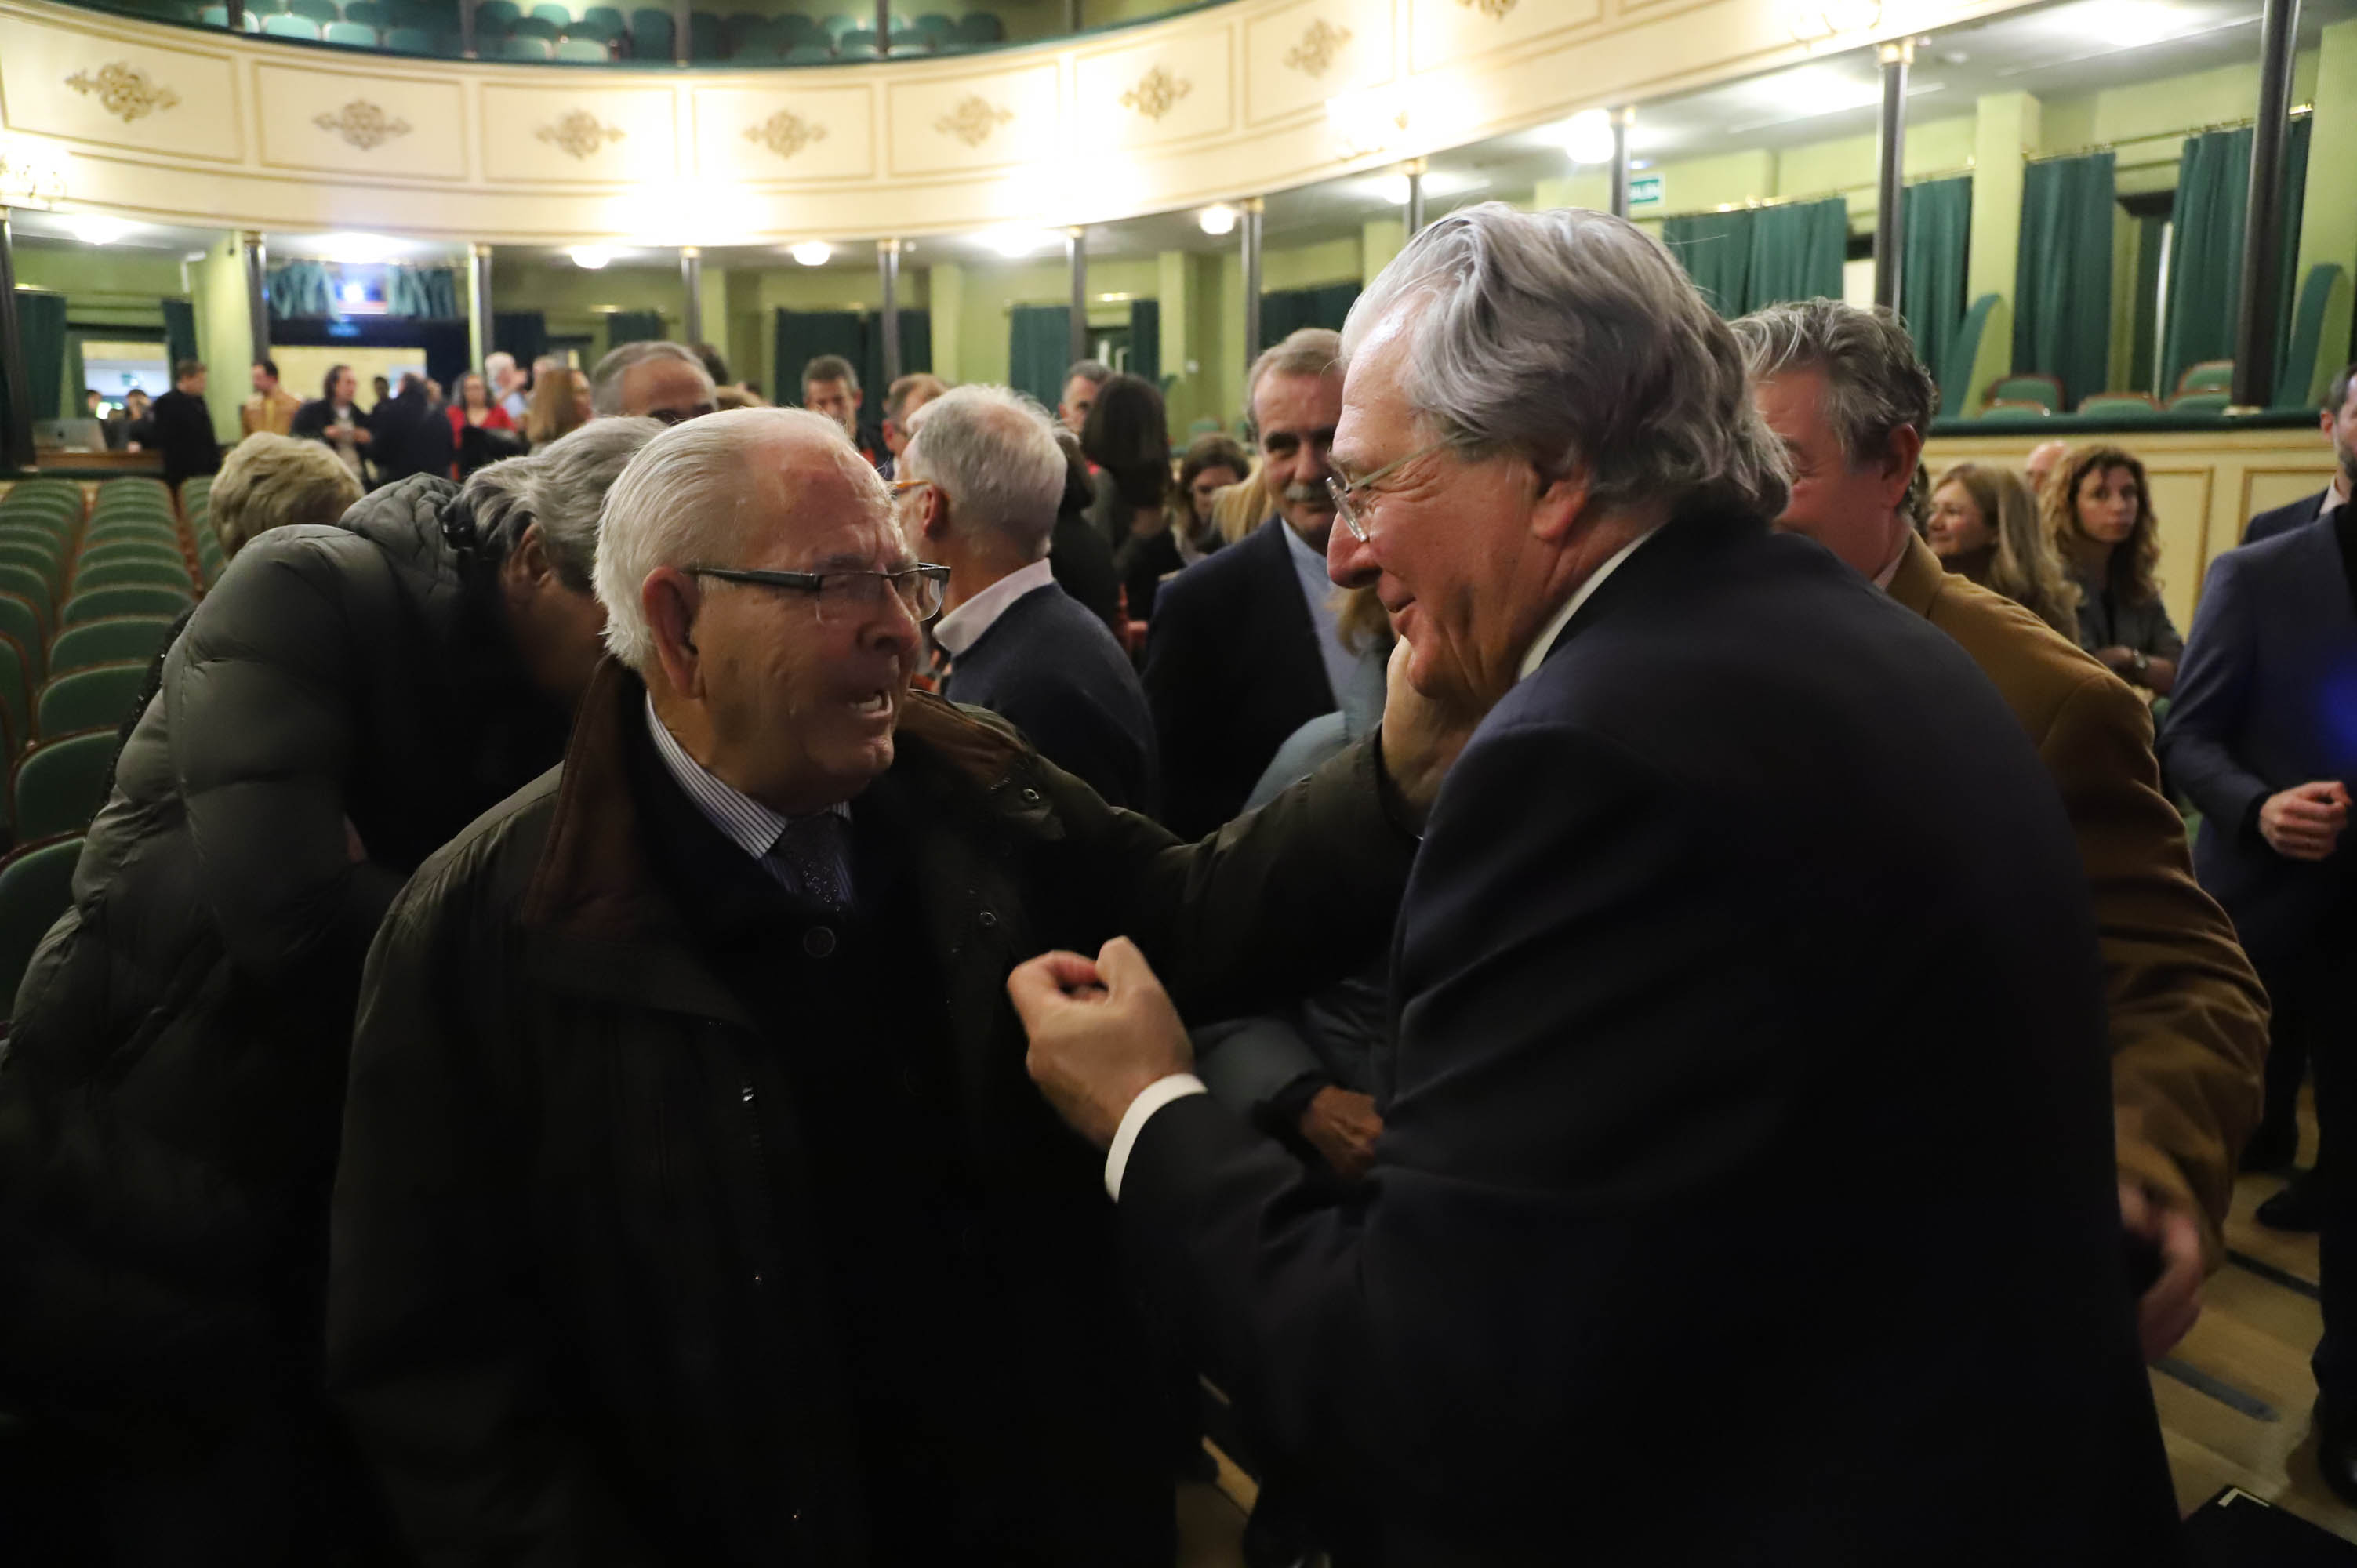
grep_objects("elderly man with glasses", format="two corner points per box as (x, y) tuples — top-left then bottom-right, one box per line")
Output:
(1009, 205), (2180, 1563)
(328, 406), (1467, 1566)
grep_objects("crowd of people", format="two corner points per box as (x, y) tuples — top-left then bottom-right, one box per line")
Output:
(0, 198), (2352, 1565)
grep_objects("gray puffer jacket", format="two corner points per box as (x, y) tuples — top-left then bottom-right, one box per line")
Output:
(0, 474), (571, 1439)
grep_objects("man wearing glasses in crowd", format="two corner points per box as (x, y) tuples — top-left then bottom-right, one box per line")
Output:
(329, 405), (1469, 1565)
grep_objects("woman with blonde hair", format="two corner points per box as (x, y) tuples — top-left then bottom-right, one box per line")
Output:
(2046, 444), (2181, 695)
(1926, 461), (2080, 639)
(523, 366), (590, 448)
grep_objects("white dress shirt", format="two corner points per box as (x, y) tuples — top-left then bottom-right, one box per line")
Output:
(2319, 473), (2353, 524)
(932, 556), (1056, 662)
(1102, 525), (1662, 1200)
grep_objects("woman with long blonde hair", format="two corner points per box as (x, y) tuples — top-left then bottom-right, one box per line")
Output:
(1926, 462), (2080, 639)
(2046, 444), (2181, 695)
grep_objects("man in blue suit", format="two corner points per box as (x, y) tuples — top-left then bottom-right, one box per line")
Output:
(2162, 498), (2357, 1498)
(2244, 361), (2355, 544)
(901, 383), (1159, 815)
(1004, 205), (2179, 1564)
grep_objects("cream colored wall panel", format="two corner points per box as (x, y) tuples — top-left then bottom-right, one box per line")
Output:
(0, 14), (241, 161)
(694, 83), (875, 181)
(1245, 0), (1394, 125)
(256, 62), (465, 179)
(1073, 27), (1235, 149)
(1407, 0), (1605, 77)
(885, 63), (1059, 176)
(477, 82), (680, 183)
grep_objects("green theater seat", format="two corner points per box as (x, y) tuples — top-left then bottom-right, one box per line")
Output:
(13, 732), (118, 843)
(37, 663), (149, 740)
(51, 617), (176, 677)
(0, 837), (84, 1013)
(62, 586), (194, 627)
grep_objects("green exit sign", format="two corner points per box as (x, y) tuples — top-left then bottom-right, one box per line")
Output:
(1629, 174), (1664, 208)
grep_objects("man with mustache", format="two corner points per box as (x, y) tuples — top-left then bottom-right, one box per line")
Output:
(1144, 327), (1386, 839)
(328, 406), (1465, 1564)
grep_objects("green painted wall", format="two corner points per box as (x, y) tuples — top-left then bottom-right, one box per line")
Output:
(13, 244), (183, 335)
(191, 234), (251, 444)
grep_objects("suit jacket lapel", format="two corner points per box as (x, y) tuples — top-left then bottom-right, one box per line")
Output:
(1252, 518), (1338, 710)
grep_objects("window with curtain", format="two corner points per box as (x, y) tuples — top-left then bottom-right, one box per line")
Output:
(607, 310), (666, 352)
(18, 292), (69, 421)
(1008, 304), (1070, 410)
(1900, 177), (1972, 412)
(268, 260), (336, 319)
(494, 311), (549, 370)
(1128, 299), (1161, 387)
(775, 309), (866, 403)
(2014, 150), (2115, 409)
(387, 267), (462, 320)
(1745, 198), (1847, 312)
(1662, 211), (1755, 318)
(855, 310), (934, 401)
(2159, 116), (2313, 397)
(161, 298), (198, 375)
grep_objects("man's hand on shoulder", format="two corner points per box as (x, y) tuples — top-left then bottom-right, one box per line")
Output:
(1009, 938), (1193, 1149)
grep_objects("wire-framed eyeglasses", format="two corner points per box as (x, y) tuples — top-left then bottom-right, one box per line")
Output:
(1325, 439), (1448, 543)
(688, 562), (951, 624)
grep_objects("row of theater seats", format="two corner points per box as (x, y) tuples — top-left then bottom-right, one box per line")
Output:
(0, 477), (222, 1015)
(108, 0), (1006, 58)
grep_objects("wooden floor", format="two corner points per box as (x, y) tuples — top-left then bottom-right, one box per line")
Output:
(1178, 1115), (2357, 1559)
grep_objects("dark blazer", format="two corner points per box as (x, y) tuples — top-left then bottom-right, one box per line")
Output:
(1048, 510), (1123, 641)
(146, 387), (220, 492)
(2244, 488), (2329, 545)
(1121, 513), (2179, 1565)
(2159, 510), (2357, 960)
(1142, 517), (1334, 838)
(942, 580), (1160, 815)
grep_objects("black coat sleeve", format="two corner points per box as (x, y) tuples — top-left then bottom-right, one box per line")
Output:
(330, 846), (662, 1568)
(1116, 720), (1806, 1535)
(1139, 584), (1224, 839)
(2158, 553), (2271, 834)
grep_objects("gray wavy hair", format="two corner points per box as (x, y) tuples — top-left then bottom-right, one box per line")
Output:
(466, 416), (663, 589)
(588, 340), (714, 417)
(901, 384), (1066, 556)
(1731, 299), (1938, 527)
(1342, 203), (1788, 521)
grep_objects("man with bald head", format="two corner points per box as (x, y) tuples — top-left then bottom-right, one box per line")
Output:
(590, 339), (719, 424)
(329, 406), (1467, 1565)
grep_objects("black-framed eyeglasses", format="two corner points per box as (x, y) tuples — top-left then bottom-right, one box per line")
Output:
(689, 562), (950, 623)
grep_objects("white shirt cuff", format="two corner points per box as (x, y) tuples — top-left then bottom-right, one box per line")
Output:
(1103, 1073), (1208, 1202)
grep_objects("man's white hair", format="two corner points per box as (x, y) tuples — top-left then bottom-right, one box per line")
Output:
(1343, 202), (1788, 521)
(594, 406), (887, 671)
(485, 350), (516, 380)
(589, 340), (715, 418)
(900, 384), (1066, 557)
(482, 416), (663, 588)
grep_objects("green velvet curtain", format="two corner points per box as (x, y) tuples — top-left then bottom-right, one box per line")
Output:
(1662, 211), (1754, 317)
(17, 292), (67, 422)
(1128, 299), (1160, 387)
(1901, 176), (1973, 414)
(268, 260), (336, 319)
(855, 309), (933, 400)
(161, 299), (198, 376)
(493, 311), (547, 369)
(607, 310), (664, 351)
(2159, 117), (2314, 397)
(1745, 198), (1847, 311)
(775, 308), (865, 403)
(267, 261), (461, 319)
(1256, 283), (1360, 352)
(387, 266), (462, 319)
(1008, 304), (1070, 410)
(64, 332), (89, 416)
(2013, 150), (2115, 408)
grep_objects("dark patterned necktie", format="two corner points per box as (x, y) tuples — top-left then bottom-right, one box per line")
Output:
(769, 811), (851, 914)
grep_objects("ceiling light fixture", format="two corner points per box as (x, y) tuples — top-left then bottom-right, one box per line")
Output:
(979, 226), (1057, 259)
(1197, 203), (1238, 237)
(790, 241), (832, 266)
(322, 231), (396, 263)
(1375, 172), (1411, 206)
(66, 213), (133, 245)
(1558, 109), (1617, 165)
(568, 244), (612, 269)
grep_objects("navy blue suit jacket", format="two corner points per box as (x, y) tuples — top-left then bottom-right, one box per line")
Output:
(941, 581), (1160, 816)
(1122, 512), (2177, 1564)
(1141, 518), (1334, 838)
(2243, 488), (2329, 545)
(2159, 510), (2357, 957)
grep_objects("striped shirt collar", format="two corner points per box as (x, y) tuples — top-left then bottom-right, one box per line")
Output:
(643, 695), (848, 866)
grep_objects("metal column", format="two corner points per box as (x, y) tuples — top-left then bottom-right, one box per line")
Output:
(1609, 108), (1633, 220)
(679, 245), (703, 346)
(879, 239), (903, 385)
(240, 231), (270, 370)
(1404, 158), (1426, 238)
(1242, 197), (1264, 357)
(2231, 0), (2301, 408)
(1066, 227), (1088, 368)
(469, 242), (494, 371)
(1872, 40), (1912, 315)
(0, 209), (32, 472)
(875, 0), (890, 51)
